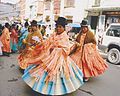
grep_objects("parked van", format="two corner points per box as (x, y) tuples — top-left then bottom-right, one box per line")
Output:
(100, 23), (120, 64)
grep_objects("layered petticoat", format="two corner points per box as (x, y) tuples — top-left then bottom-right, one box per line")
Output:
(18, 48), (33, 69)
(71, 43), (108, 78)
(18, 45), (44, 69)
(22, 48), (84, 95)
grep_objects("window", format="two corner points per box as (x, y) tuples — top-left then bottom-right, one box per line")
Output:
(45, 1), (50, 10)
(64, 0), (75, 8)
(106, 26), (120, 37)
(54, 0), (60, 14)
(94, 0), (101, 6)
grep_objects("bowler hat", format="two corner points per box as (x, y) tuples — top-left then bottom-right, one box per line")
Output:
(24, 21), (29, 27)
(55, 17), (67, 27)
(31, 20), (37, 26)
(80, 19), (88, 26)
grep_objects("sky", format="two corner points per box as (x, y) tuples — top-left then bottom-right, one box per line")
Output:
(1, 0), (20, 4)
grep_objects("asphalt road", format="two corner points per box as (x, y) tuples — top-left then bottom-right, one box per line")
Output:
(0, 54), (120, 96)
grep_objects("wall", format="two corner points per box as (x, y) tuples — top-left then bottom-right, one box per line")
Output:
(64, 0), (91, 23)
(101, 0), (120, 7)
(19, 0), (26, 19)
(0, 2), (19, 24)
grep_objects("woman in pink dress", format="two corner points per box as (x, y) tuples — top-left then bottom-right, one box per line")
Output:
(10, 24), (18, 53)
(70, 19), (108, 81)
(22, 17), (84, 95)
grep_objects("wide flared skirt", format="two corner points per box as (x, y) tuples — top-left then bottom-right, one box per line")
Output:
(22, 61), (84, 95)
(18, 49), (31, 69)
(70, 43), (108, 78)
(82, 43), (108, 77)
(18, 45), (44, 69)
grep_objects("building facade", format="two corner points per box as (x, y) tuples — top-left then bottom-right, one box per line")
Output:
(87, 0), (120, 32)
(43, 0), (92, 27)
(0, 2), (20, 24)
(19, 0), (44, 21)
(19, 0), (26, 20)
(64, 0), (90, 23)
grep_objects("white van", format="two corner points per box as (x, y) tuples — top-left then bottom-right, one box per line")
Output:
(100, 23), (120, 65)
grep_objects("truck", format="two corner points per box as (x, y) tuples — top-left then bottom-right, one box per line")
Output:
(99, 23), (120, 65)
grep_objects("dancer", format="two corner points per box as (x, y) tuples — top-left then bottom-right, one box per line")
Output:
(70, 19), (108, 81)
(18, 20), (43, 69)
(22, 17), (84, 95)
(0, 23), (11, 56)
(18, 21), (29, 52)
(10, 24), (18, 53)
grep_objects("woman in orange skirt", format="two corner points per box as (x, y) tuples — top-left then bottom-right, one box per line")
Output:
(0, 23), (11, 56)
(21, 17), (84, 95)
(18, 21), (43, 69)
(70, 19), (108, 82)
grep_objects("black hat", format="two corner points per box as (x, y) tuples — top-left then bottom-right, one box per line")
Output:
(80, 19), (88, 27)
(55, 17), (67, 27)
(12, 24), (15, 27)
(31, 20), (37, 26)
(5, 23), (10, 28)
(24, 21), (29, 27)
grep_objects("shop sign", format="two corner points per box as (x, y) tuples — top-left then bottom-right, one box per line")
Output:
(103, 11), (120, 15)
(88, 12), (100, 16)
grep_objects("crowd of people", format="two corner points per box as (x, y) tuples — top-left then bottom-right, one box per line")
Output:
(0, 17), (108, 95)
(0, 20), (51, 57)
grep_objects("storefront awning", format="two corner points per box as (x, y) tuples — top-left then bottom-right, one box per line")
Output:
(86, 7), (120, 12)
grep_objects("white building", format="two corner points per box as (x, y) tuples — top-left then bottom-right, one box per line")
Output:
(0, 2), (20, 24)
(43, 0), (93, 25)
(29, 0), (44, 21)
(18, 0), (93, 25)
(63, 0), (89, 23)
(87, 0), (120, 31)
(19, 0), (44, 21)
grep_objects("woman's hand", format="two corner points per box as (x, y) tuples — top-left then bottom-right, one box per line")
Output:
(69, 43), (78, 55)
(75, 42), (81, 47)
(28, 46), (34, 51)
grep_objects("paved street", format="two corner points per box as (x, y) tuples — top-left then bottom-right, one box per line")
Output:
(0, 54), (120, 96)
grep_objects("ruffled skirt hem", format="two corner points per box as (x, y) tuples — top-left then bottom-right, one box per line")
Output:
(22, 62), (84, 95)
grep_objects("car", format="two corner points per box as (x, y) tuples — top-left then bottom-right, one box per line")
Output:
(99, 23), (120, 65)
(66, 23), (81, 40)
